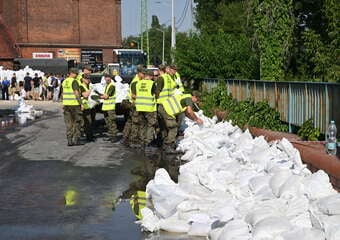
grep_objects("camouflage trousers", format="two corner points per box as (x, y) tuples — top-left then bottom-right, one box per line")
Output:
(103, 110), (117, 138)
(83, 109), (93, 139)
(138, 111), (157, 145)
(123, 103), (143, 144)
(157, 104), (178, 145)
(63, 105), (82, 141)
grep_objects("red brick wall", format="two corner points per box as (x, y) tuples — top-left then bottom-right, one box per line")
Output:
(79, 0), (121, 46)
(25, 0), (77, 44)
(1, 0), (121, 46)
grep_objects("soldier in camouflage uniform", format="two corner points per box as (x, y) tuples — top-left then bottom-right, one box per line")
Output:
(121, 65), (145, 147)
(132, 69), (158, 150)
(61, 68), (84, 146)
(99, 74), (119, 143)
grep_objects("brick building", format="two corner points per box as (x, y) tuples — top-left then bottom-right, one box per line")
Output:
(0, 0), (122, 69)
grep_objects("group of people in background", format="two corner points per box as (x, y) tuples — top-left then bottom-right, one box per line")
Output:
(62, 64), (203, 154)
(0, 72), (64, 101)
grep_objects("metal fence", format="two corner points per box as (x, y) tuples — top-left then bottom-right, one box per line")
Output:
(201, 79), (340, 133)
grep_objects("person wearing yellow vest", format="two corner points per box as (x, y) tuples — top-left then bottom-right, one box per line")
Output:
(169, 64), (185, 94)
(132, 69), (157, 151)
(155, 65), (176, 104)
(121, 65), (145, 147)
(61, 68), (84, 146)
(158, 91), (203, 153)
(76, 65), (92, 85)
(79, 74), (94, 142)
(99, 74), (119, 143)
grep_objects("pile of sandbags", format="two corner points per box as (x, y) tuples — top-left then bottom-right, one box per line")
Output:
(139, 112), (340, 239)
(0, 66), (44, 82)
(15, 98), (43, 125)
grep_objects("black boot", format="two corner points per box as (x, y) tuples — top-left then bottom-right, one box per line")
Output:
(72, 137), (85, 146)
(111, 136), (120, 144)
(67, 138), (73, 146)
(163, 145), (179, 154)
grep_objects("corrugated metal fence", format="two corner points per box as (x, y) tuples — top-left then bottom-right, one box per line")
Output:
(201, 79), (340, 133)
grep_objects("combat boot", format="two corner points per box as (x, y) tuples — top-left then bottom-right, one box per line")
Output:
(163, 145), (179, 154)
(111, 136), (120, 144)
(67, 138), (74, 146)
(72, 137), (85, 146)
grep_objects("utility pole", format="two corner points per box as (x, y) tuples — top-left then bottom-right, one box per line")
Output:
(171, 0), (176, 63)
(141, 0), (150, 65)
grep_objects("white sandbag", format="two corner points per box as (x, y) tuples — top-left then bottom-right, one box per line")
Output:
(280, 227), (325, 240)
(146, 169), (189, 218)
(269, 169), (293, 197)
(252, 216), (292, 239)
(318, 215), (340, 240)
(208, 203), (237, 222)
(317, 194), (340, 215)
(209, 227), (224, 240)
(217, 219), (251, 240)
(140, 207), (160, 232)
(303, 170), (337, 201)
(245, 206), (282, 227)
(277, 138), (304, 170)
(286, 196), (309, 218)
(159, 214), (190, 233)
(248, 175), (271, 194)
(278, 174), (304, 199)
(289, 212), (312, 229)
(188, 222), (211, 236)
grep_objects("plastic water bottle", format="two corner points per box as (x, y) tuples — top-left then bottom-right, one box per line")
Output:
(326, 120), (337, 155)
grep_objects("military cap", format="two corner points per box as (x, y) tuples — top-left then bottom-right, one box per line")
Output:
(145, 69), (154, 76)
(69, 68), (78, 74)
(169, 64), (177, 70)
(103, 73), (112, 78)
(137, 64), (146, 73)
(192, 90), (201, 99)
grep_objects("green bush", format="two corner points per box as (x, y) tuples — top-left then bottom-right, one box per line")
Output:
(201, 81), (288, 132)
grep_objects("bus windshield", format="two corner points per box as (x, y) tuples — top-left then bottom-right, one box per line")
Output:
(115, 51), (146, 78)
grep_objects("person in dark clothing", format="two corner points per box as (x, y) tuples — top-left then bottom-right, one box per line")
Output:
(32, 73), (41, 100)
(10, 73), (17, 100)
(1, 77), (10, 100)
(24, 72), (32, 99)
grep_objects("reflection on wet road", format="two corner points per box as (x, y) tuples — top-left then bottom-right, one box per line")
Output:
(0, 103), (192, 240)
(0, 157), (145, 240)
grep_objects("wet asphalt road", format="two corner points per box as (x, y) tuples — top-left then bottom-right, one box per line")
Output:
(0, 101), (185, 240)
(0, 101), (145, 239)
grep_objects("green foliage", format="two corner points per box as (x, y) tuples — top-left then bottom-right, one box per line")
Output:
(175, 32), (258, 80)
(250, 0), (295, 80)
(201, 81), (288, 131)
(297, 118), (321, 141)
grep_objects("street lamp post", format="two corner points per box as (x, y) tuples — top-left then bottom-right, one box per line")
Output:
(171, 0), (176, 62)
(154, 28), (165, 65)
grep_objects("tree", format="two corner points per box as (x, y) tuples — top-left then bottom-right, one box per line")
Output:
(175, 32), (258, 80)
(249, 0), (295, 80)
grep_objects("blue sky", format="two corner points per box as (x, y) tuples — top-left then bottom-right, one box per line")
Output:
(122, 0), (195, 38)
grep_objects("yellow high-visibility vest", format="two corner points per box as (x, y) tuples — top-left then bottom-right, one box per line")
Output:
(157, 73), (176, 104)
(162, 94), (192, 118)
(102, 82), (116, 111)
(130, 191), (146, 220)
(76, 73), (83, 85)
(62, 77), (79, 106)
(135, 79), (156, 112)
(129, 75), (140, 102)
(80, 83), (90, 110)
(174, 72), (184, 93)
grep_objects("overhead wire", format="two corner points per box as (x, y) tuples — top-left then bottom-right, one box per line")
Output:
(176, 0), (190, 29)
